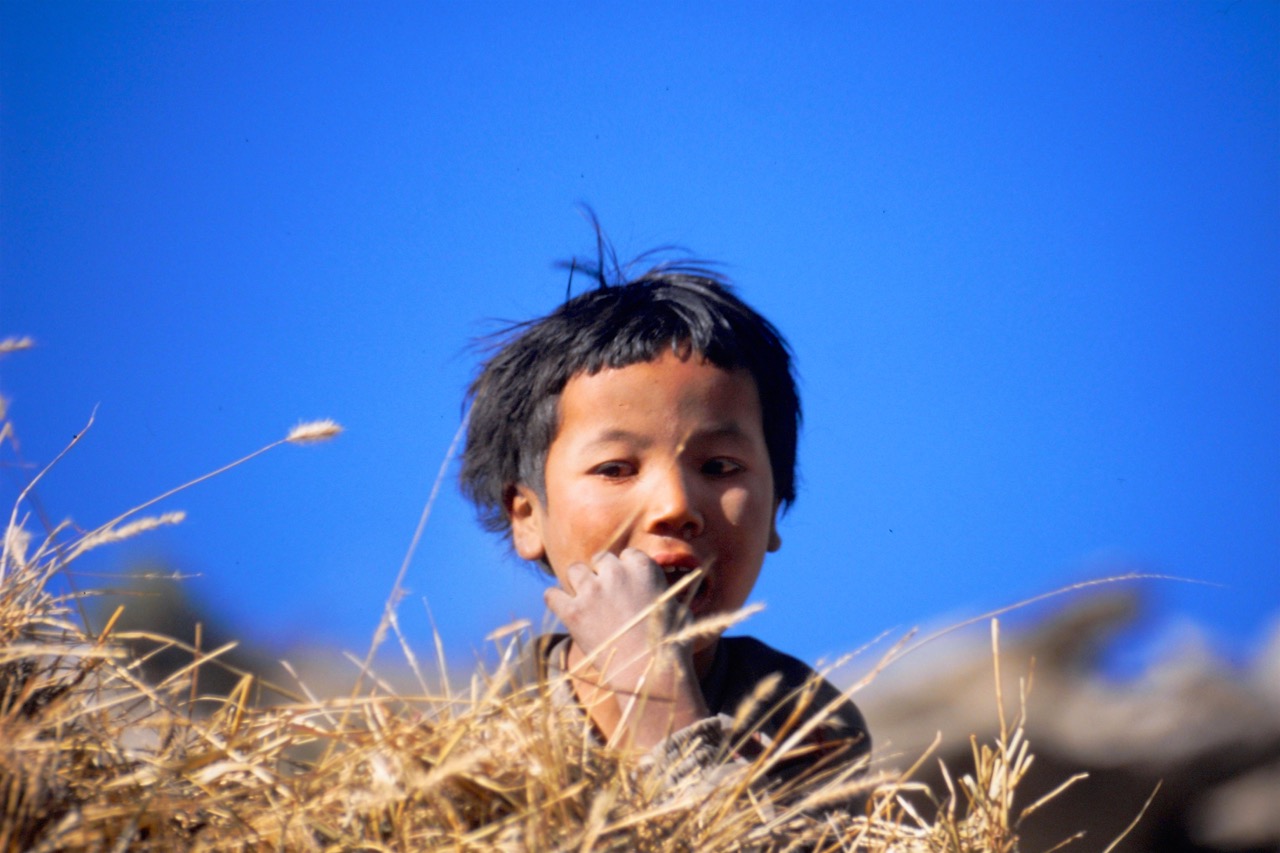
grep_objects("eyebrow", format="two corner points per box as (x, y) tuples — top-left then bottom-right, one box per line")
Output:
(686, 423), (752, 444)
(583, 423), (752, 451)
(582, 428), (651, 450)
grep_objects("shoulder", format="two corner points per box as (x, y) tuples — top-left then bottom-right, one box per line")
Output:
(718, 636), (853, 709)
(719, 636), (823, 686)
(716, 635), (870, 756)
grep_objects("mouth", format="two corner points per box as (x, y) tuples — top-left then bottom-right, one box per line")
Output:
(652, 554), (711, 614)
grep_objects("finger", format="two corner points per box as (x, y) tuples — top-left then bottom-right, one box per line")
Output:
(544, 586), (574, 622)
(560, 560), (597, 596)
(618, 547), (666, 589)
(619, 547), (661, 575)
(589, 550), (621, 573)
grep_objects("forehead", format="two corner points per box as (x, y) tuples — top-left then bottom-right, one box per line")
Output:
(556, 352), (765, 440)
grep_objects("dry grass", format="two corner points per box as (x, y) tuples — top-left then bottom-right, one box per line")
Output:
(0, 387), (1092, 851)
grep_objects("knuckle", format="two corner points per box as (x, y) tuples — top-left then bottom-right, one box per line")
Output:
(592, 551), (620, 572)
(620, 548), (653, 573)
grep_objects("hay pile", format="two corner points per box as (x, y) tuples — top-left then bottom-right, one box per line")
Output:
(1, 557), (1051, 851)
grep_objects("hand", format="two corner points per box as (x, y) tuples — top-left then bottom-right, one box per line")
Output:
(544, 548), (707, 747)
(544, 548), (684, 693)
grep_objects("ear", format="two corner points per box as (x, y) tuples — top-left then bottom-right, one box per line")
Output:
(767, 502), (782, 553)
(507, 484), (548, 562)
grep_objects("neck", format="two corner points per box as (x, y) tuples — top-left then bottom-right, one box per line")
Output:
(565, 641), (622, 739)
(563, 638), (715, 747)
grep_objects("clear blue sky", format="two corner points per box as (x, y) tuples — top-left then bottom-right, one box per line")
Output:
(3, 2), (1277, 675)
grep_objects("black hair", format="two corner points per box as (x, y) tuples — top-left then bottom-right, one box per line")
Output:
(459, 255), (801, 541)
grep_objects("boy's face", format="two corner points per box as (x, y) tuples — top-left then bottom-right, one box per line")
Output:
(508, 350), (780, 655)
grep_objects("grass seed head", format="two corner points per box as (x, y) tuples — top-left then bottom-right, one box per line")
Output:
(0, 336), (35, 355)
(286, 418), (344, 444)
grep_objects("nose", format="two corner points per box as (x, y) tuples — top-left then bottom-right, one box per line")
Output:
(644, 464), (704, 540)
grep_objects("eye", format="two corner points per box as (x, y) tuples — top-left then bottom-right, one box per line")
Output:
(590, 460), (636, 479)
(701, 457), (745, 478)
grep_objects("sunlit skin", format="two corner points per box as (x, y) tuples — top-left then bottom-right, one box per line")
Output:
(507, 350), (781, 749)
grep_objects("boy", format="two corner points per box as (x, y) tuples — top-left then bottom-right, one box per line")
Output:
(460, 256), (869, 800)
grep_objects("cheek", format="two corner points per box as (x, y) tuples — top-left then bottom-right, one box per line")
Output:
(716, 486), (777, 566)
(719, 484), (774, 530)
(542, 488), (622, 559)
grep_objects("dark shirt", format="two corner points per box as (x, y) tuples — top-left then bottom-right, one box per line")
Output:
(702, 635), (871, 791)
(517, 633), (871, 798)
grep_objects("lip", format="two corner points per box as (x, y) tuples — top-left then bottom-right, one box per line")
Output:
(650, 552), (701, 571)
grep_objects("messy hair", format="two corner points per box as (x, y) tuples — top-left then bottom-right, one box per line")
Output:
(459, 254), (801, 540)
